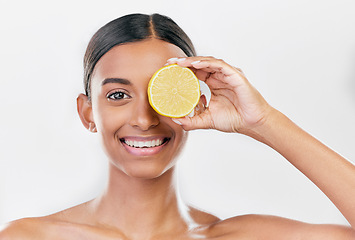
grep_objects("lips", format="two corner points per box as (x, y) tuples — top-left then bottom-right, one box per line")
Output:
(120, 137), (170, 156)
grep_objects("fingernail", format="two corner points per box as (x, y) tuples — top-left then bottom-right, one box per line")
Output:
(191, 60), (201, 65)
(177, 58), (186, 62)
(172, 119), (182, 125)
(167, 57), (178, 62)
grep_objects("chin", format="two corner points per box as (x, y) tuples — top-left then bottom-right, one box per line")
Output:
(110, 159), (177, 180)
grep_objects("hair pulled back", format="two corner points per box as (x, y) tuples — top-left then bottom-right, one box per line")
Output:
(83, 13), (196, 99)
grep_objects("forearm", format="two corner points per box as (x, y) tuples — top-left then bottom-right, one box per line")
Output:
(247, 108), (355, 228)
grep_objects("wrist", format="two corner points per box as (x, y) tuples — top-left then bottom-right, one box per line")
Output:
(241, 107), (285, 146)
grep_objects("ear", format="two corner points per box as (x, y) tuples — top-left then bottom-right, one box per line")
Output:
(77, 94), (97, 132)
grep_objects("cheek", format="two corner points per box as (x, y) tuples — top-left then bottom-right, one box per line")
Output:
(93, 102), (128, 135)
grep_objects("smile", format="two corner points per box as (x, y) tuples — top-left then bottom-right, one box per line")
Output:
(119, 137), (170, 156)
(122, 138), (169, 148)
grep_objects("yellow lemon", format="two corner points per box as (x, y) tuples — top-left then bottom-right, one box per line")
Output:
(148, 64), (200, 118)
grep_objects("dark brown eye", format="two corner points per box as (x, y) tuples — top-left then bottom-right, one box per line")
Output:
(107, 91), (130, 100)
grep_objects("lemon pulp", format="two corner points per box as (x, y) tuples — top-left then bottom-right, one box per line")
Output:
(148, 64), (200, 118)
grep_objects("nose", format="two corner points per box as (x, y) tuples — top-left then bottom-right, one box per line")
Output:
(129, 95), (160, 131)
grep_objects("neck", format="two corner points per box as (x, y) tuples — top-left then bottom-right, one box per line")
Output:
(90, 163), (194, 239)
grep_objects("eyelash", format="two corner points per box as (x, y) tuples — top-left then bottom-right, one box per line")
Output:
(106, 90), (131, 100)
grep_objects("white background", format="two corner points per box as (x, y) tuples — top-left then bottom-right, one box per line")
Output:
(0, 0), (354, 226)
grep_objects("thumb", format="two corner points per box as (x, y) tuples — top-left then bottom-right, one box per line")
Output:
(171, 112), (212, 131)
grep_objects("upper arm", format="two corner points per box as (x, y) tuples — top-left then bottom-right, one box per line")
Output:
(228, 215), (355, 240)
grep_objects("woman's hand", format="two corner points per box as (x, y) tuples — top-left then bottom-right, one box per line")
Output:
(167, 56), (272, 134)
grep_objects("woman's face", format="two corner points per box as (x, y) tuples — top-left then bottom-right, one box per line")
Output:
(89, 39), (188, 179)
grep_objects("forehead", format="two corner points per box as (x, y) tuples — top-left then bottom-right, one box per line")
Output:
(92, 39), (187, 83)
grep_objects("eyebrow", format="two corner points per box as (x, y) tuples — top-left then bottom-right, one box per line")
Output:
(101, 78), (132, 86)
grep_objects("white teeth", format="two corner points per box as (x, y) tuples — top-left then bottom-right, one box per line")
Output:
(124, 139), (165, 148)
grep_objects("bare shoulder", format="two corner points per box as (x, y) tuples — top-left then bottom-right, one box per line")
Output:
(0, 216), (126, 240)
(0, 217), (76, 239)
(0, 217), (49, 239)
(0, 201), (91, 239)
(209, 214), (355, 240)
(188, 205), (221, 225)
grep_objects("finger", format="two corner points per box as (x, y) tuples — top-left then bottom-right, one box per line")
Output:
(193, 69), (211, 81)
(167, 56), (212, 65)
(167, 56), (217, 70)
(168, 57), (238, 77)
(194, 70), (238, 88)
(205, 78), (231, 90)
(168, 57), (246, 89)
(166, 57), (211, 81)
(167, 56), (240, 80)
(171, 111), (213, 131)
(194, 97), (206, 115)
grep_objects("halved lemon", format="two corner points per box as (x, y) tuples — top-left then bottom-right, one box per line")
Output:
(148, 64), (200, 118)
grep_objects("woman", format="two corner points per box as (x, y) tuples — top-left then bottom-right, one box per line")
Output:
(1, 13), (354, 239)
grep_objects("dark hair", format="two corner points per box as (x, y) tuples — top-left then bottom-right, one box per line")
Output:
(83, 13), (196, 100)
